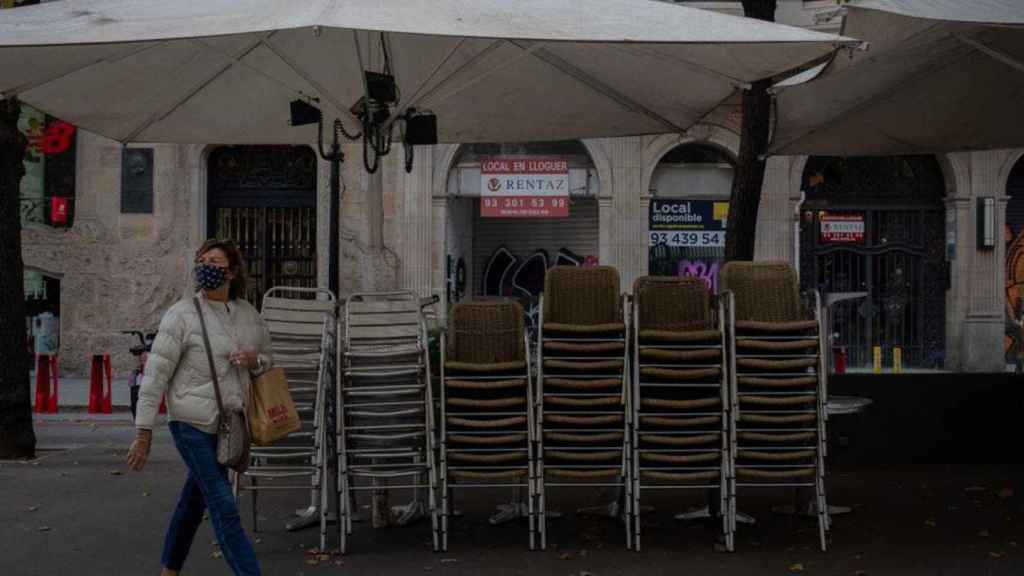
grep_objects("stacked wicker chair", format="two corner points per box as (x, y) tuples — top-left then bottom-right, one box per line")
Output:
(234, 287), (337, 552)
(720, 262), (829, 551)
(440, 300), (536, 550)
(536, 266), (632, 550)
(630, 276), (730, 551)
(338, 291), (439, 554)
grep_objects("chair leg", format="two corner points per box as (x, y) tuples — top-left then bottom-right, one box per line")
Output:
(251, 475), (259, 533)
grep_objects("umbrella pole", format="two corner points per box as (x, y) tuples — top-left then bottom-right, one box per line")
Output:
(328, 136), (342, 296)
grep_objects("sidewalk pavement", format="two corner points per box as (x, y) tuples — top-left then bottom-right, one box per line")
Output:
(31, 372), (133, 413)
(4, 420), (1024, 575)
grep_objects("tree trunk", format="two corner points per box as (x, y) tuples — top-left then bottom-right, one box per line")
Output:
(0, 97), (36, 459)
(724, 0), (777, 262)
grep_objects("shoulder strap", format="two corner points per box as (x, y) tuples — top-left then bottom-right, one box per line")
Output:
(193, 297), (226, 417)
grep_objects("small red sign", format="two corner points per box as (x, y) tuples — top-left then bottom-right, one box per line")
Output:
(50, 197), (69, 225)
(820, 212), (865, 244)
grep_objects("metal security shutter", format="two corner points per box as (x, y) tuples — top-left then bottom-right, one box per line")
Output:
(471, 197), (599, 296)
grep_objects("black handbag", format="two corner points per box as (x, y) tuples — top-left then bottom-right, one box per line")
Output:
(193, 297), (250, 473)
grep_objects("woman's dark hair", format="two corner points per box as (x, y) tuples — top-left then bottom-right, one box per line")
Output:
(195, 238), (248, 300)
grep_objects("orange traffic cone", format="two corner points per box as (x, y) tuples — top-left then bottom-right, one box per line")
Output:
(46, 355), (59, 414)
(102, 354), (113, 414)
(34, 354), (50, 414)
(88, 354), (105, 414)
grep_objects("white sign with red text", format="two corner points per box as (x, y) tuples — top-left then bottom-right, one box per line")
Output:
(820, 212), (865, 243)
(480, 157), (569, 217)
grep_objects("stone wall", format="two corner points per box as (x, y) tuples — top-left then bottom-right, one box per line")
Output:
(22, 132), (194, 376)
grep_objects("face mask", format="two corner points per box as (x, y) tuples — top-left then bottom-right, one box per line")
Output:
(194, 263), (228, 291)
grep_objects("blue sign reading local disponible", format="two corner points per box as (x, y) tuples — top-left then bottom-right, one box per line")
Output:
(648, 199), (729, 247)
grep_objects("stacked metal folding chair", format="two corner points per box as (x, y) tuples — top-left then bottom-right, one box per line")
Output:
(536, 266), (632, 549)
(630, 276), (730, 551)
(440, 300), (536, 550)
(234, 287), (338, 552)
(338, 291), (439, 554)
(720, 262), (829, 551)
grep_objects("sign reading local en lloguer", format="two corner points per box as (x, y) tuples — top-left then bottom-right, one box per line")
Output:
(480, 157), (569, 218)
(819, 212), (865, 243)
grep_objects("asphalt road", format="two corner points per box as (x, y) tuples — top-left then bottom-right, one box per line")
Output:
(2, 418), (1023, 575)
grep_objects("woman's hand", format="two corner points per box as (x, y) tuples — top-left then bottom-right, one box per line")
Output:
(229, 350), (260, 370)
(127, 429), (152, 471)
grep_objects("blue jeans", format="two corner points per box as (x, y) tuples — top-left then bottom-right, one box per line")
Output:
(162, 421), (261, 575)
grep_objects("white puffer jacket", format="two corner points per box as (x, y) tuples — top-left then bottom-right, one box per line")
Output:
(135, 292), (272, 434)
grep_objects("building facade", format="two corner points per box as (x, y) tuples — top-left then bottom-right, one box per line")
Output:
(15, 1), (1024, 374)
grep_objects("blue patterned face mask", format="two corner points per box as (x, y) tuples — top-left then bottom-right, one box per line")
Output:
(194, 263), (228, 291)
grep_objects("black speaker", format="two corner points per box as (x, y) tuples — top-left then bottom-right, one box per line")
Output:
(289, 99), (322, 126)
(405, 113), (438, 145)
(365, 71), (398, 105)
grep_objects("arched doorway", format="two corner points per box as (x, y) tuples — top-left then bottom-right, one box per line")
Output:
(800, 156), (947, 369)
(207, 145), (318, 308)
(1003, 155), (1024, 369)
(648, 143), (735, 290)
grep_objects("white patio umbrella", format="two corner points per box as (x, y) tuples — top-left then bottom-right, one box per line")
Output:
(0, 0), (857, 145)
(770, 0), (1024, 156)
(0, 0), (856, 540)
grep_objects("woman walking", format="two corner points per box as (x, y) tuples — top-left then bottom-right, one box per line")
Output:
(127, 239), (271, 576)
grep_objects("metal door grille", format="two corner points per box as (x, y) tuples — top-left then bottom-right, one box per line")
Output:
(207, 146), (318, 309)
(799, 156), (946, 369)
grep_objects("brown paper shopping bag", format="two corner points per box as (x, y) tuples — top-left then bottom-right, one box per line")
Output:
(247, 367), (301, 445)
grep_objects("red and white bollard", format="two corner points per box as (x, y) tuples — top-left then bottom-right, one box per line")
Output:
(34, 354), (59, 414)
(88, 354), (113, 414)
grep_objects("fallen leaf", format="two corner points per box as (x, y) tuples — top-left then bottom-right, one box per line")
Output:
(110, 470), (123, 476)
(559, 553), (574, 560)
(211, 551), (222, 559)
(37, 526), (50, 532)
(304, 558), (319, 566)
(318, 554), (331, 561)
(788, 562), (804, 572)
(27, 506), (38, 512)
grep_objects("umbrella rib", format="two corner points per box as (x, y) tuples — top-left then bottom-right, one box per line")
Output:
(409, 40), (545, 112)
(955, 32), (1024, 75)
(616, 45), (750, 89)
(259, 35), (361, 126)
(511, 41), (686, 135)
(394, 38), (468, 113)
(2, 41), (166, 99)
(122, 35), (267, 142)
(768, 37), (978, 155)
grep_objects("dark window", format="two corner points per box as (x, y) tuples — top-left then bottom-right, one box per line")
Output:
(121, 147), (154, 214)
